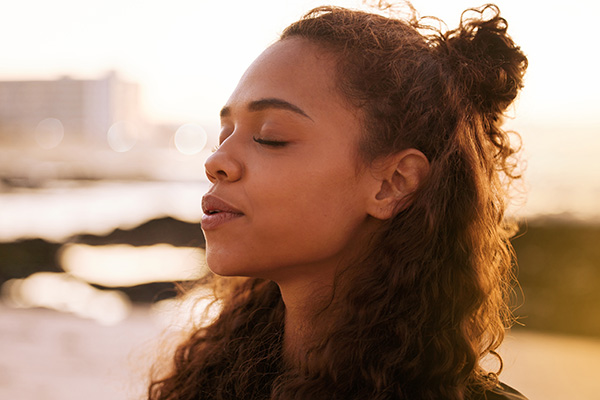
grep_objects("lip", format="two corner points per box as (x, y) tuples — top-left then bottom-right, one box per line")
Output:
(201, 194), (244, 230)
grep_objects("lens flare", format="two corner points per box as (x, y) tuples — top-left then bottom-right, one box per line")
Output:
(107, 121), (139, 152)
(174, 123), (207, 155)
(34, 118), (64, 149)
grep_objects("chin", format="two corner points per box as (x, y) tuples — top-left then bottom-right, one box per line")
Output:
(206, 261), (239, 277)
(206, 258), (277, 283)
(207, 267), (244, 278)
(205, 253), (251, 278)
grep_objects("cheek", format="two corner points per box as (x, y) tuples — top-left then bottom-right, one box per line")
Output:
(204, 150), (371, 277)
(251, 168), (367, 251)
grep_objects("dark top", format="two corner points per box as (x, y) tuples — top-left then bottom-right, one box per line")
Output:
(476, 382), (528, 400)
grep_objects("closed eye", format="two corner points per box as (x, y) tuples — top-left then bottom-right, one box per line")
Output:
(253, 136), (288, 147)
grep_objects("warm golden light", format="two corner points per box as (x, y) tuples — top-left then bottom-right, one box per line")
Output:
(1, 272), (131, 325)
(59, 243), (207, 287)
(151, 288), (222, 330)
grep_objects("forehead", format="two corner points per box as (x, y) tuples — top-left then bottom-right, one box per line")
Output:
(225, 38), (346, 117)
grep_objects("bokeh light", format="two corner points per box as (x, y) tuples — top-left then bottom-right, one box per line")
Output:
(174, 123), (208, 155)
(107, 121), (139, 152)
(1, 272), (131, 325)
(60, 243), (206, 287)
(34, 118), (64, 149)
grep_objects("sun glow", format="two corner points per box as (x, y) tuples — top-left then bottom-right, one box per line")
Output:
(1, 272), (131, 325)
(59, 243), (207, 287)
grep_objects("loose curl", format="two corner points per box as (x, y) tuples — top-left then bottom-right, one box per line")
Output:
(149, 4), (527, 400)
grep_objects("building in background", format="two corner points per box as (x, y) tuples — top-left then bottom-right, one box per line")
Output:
(0, 71), (141, 145)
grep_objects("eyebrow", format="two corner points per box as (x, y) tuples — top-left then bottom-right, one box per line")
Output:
(219, 98), (313, 121)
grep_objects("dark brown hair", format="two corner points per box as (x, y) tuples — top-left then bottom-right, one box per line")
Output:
(149, 4), (527, 399)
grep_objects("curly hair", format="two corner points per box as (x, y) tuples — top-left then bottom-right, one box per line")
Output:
(148, 4), (527, 400)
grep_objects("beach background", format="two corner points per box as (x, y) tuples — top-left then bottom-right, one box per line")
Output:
(1, 0), (599, 399)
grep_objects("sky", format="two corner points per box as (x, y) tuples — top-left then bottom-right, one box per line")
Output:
(1, 0), (599, 126)
(1, 0), (599, 217)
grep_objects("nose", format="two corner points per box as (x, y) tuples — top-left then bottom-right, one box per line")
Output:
(204, 142), (243, 183)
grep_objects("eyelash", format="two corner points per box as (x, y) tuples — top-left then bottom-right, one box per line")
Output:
(252, 136), (287, 147)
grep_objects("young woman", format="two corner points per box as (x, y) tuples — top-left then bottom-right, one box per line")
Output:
(149, 3), (528, 399)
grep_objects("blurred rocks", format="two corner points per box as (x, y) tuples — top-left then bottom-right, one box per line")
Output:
(0, 216), (204, 303)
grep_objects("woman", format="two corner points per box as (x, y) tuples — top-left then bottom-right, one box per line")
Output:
(149, 3), (528, 399)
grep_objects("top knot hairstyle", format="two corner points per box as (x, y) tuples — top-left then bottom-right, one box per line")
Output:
(149, 4), (527, 400)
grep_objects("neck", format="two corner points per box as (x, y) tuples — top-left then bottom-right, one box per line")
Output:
(278, 275), (334, 367)
(275, 218), (383, 366)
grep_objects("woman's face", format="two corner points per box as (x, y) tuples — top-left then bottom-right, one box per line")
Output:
(202, 38), (380, 285)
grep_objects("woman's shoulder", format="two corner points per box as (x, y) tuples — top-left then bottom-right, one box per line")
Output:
(473, 382), (528, 400)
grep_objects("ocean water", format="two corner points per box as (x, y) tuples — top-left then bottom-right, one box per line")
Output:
(1, 119), (599, 244)
(0, 180), (209, 242)
(0, 170), (597, 244)
(0, 121), (600, 241)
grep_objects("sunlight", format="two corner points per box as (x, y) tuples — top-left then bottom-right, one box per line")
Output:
(59, 243), (207, 287)
(151, 287), (222, 330)
(1, 272), (131, 325)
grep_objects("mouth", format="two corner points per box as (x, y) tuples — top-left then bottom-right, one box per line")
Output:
(205, 209), (223, 215)
(202, 194), (244, 216)
(201, 194), (244, 230)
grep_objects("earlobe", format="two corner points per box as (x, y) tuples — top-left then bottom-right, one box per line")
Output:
(367, 149), (429, 220)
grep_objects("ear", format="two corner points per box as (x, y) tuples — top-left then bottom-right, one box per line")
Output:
(366, 148), (430, 220)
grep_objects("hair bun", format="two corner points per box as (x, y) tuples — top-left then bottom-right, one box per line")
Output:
(434, 4), (528, 115)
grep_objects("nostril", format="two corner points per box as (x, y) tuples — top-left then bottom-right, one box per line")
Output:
(204, 149), (242, 182)
(205, 170), (218, 182)
(205, 167), (232, 182)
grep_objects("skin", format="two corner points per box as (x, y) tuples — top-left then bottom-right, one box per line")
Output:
(204, 39), (381, 287)
(202, 37), (429, 362)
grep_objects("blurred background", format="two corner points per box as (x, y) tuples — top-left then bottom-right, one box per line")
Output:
(0, 1), (598, 399)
